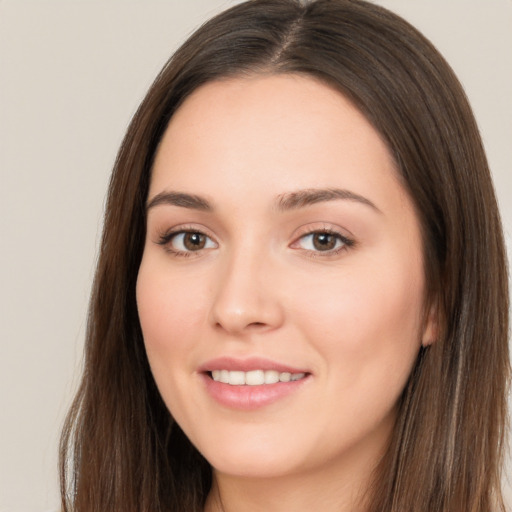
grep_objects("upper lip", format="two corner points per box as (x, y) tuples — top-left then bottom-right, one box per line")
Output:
(197, 356), (309, 374)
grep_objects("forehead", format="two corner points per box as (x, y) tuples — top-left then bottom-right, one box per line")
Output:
(150, 74), (410, 217)
(159, 74), (386, 155)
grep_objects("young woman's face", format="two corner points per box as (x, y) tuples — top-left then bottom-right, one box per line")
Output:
(137, 75), (433, 481)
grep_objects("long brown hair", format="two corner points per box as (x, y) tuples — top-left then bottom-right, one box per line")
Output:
(60, 1), (510, 510)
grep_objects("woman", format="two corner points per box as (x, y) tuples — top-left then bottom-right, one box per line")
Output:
(59, 0), (510, 511)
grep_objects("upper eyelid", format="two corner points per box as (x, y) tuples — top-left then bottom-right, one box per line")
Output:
(153, 223), (354, 248)
(292, 231), (353, 248)
(291, 222), (354, 240)
(156, 224), (217, 239)
(154, 225), (218, 251)
(156, 228), (218, 256)
(289, 223), (356, 254)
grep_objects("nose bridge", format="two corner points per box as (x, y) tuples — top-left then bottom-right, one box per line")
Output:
(209, 237), (283, 334)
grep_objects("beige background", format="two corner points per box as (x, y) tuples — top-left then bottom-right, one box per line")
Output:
(1, 1), (510, 511)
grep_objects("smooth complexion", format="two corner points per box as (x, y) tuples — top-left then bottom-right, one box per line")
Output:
(136, 75), (435, 512)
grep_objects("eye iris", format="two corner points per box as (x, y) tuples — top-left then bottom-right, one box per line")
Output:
(313, 233), (337, 251)
(183, 232), (206, 250)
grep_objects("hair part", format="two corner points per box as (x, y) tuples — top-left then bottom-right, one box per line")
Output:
(60, 1), (510, 511)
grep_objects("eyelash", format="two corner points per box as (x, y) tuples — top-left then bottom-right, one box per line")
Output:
(292, 229), (354, 257)
(156, 227), (355, 258)
(156, 226), (216, 258)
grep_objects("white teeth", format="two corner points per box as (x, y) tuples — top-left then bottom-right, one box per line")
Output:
(245, 370), (264, 385)
(280, 372), (291, 382)
(211, 369), (306, 385)
(265, 370), (280, 384)
(230, 371), (245, 385)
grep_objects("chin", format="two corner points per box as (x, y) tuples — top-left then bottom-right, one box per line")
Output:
(209, 453), (305, 480)
(183, 406), (397, 484)
(192, 428), (312, 479)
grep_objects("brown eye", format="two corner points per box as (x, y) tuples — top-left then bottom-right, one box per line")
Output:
(296, 231), (351, 253)
(183, 232), (207, 250)
(167, 231), (216, 253)
(312, 233), (337, 251)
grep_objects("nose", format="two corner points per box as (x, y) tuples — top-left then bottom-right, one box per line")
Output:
(209, 246), (285, 335)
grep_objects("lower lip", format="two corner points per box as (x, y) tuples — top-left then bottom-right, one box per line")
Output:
(201, 373), (310, 410)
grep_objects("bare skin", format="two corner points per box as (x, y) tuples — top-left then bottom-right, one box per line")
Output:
(137, 74), (434, 512)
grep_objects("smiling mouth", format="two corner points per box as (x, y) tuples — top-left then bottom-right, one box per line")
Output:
(209, 369), (307, 385)
(202, 365), (311, 410)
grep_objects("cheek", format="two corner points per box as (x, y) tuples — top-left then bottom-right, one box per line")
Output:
(299, 261), (424, 439)
(136, 261), (208, 382)
(293, 254), (425, 386)
(136, 261), (212, 422)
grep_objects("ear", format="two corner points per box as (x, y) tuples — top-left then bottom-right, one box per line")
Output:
(421, 300), (440, 347)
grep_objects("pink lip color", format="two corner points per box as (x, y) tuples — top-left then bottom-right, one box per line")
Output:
(198, 356), (307, 374)
(198, 357), (310, 411)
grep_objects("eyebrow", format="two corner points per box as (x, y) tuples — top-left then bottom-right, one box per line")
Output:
(147, 191), (212, 211)
(146, 187), (380, 213)
(276, 188), (381, 213)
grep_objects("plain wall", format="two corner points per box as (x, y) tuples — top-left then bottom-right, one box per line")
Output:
(1, 1), (510, 511)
